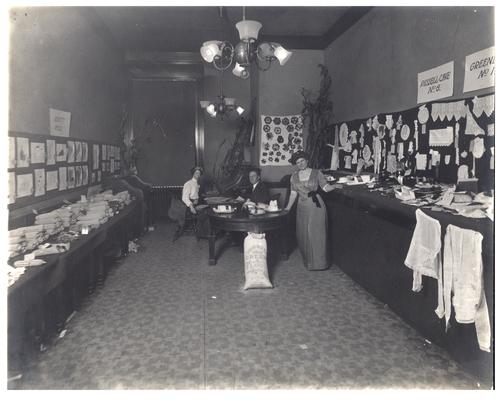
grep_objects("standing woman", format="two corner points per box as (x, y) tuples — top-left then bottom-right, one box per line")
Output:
(285, 151), (335, 270)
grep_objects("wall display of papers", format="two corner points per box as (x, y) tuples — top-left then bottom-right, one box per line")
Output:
(7, 131), (121, 210)
(327, 93), (494, 191)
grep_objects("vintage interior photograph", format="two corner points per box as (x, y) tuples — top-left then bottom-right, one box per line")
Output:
(5, 1), (495, 392)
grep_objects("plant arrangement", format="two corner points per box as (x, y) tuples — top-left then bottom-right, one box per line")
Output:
(301, 64), (334, 169)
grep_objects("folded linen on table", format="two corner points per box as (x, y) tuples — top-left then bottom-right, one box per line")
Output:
(404, 209), (444, 315)
(436, 224), (491, 352)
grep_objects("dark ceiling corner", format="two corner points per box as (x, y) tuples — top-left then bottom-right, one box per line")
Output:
(87, 7), (125, 56)
(321, 6), (373, 48)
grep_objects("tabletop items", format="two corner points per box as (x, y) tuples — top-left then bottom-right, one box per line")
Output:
(7, 188), (134, 285)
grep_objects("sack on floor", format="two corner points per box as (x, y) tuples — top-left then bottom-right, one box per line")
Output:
(243, 232), (273, 290)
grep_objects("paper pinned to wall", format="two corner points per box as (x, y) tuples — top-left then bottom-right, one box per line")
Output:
(75, 165), (82, 187)
(82, 142), (88, 162)
(56, 143), (67, 162)
(444, 155), (451, 165)
(82, 165), (89, 185)
(67, 166), (76, 189)
(75, 141), (82, 162)
(34, 168), (46, 197)
(30, 142), (46, 164)
(58, 167), (67, 191)
(17, 173), (33, 198)
(50, 108), (71, 137)
(67, 141), (75, 163)
(416, 154), (427, 170)
(8, 172), (15, 204)
(46, 139), (56, 165)
(16, 137), (30, 167)
(9, 137), (16, 168)
(46, 170), (58, 191)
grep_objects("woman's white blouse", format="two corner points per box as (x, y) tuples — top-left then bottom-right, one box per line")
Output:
(182, 178), (200, 207)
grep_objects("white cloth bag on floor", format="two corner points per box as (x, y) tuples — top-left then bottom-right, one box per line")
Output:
(404, 209), (444, 315)
(243, 233), (273, 290)
(436, 225), (491, 352)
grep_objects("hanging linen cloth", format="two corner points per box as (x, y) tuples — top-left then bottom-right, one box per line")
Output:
(404, 209), (444, 314)
(436, 225), (491, 352)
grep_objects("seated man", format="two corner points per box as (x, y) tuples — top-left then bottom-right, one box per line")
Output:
(238, 167), (271, 206)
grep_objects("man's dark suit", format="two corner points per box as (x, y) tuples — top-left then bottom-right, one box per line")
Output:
(248, 181), (271, 204)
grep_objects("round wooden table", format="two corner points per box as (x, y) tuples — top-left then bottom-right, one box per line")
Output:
(208, 208), (290, 265)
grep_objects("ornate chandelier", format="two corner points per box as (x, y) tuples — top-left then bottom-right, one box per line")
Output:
(200, 7), (292, 79)
(200, 71), (245, 119)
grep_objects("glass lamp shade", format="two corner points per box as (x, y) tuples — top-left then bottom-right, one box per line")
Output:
(257, 42), (275, 59)
(232, 62), (246, 78)
(236, 20), (262, 40)
(200, 100), (211, 109)
(273, 45), (292, 66)
(200, 41), (222, 63)
(206, 104), (216, 115)
(234, 40), (257, 67)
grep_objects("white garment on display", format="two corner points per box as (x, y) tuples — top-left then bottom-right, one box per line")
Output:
(404, 210), (443, 314)
(436, 225), (491, 352)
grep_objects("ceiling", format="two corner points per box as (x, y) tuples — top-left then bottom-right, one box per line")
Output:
(94, 6), (371, 53)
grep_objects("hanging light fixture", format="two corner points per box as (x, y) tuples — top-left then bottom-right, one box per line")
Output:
(200, 7), (292, 79)
(200, 71), (245, 119)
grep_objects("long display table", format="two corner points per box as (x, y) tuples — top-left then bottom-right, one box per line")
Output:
(322, 186), (493, 381)
(8, 200), (141, 375)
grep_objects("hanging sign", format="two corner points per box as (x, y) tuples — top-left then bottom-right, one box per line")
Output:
(417, 61), (454, 103)
(463, 46), (495, 93)
(50, 108), (71, 137)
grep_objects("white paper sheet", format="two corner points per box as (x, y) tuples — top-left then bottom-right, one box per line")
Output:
(58, 167), (67, 191)
(56, 143), (67, 162)
(75, 166), (82, 187)
(17, 173), (33, 198)
(67, 141), (75, 163)
(82, 142), (88, 162)
(46, 170), (58, 191)
(30, 142), (46, 164)
(8, 172), (15, 204)
(46, 139), (56, 165)
(49, 108), (71, 137)
(82, 165), (89, 185)
(75, 141), (82, 162)
(67, 166), (75, 189)
(9, 137), (16, 168)
(34, 168), (46, 197)
(445, 155), (451, 165)
(16, 137), (30, 167)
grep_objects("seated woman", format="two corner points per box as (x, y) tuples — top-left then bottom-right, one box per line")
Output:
(182, 166), (203, 214)
(168, 166), (206, 240)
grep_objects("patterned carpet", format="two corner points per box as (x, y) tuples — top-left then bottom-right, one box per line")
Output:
(13, 222), (481, 389)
